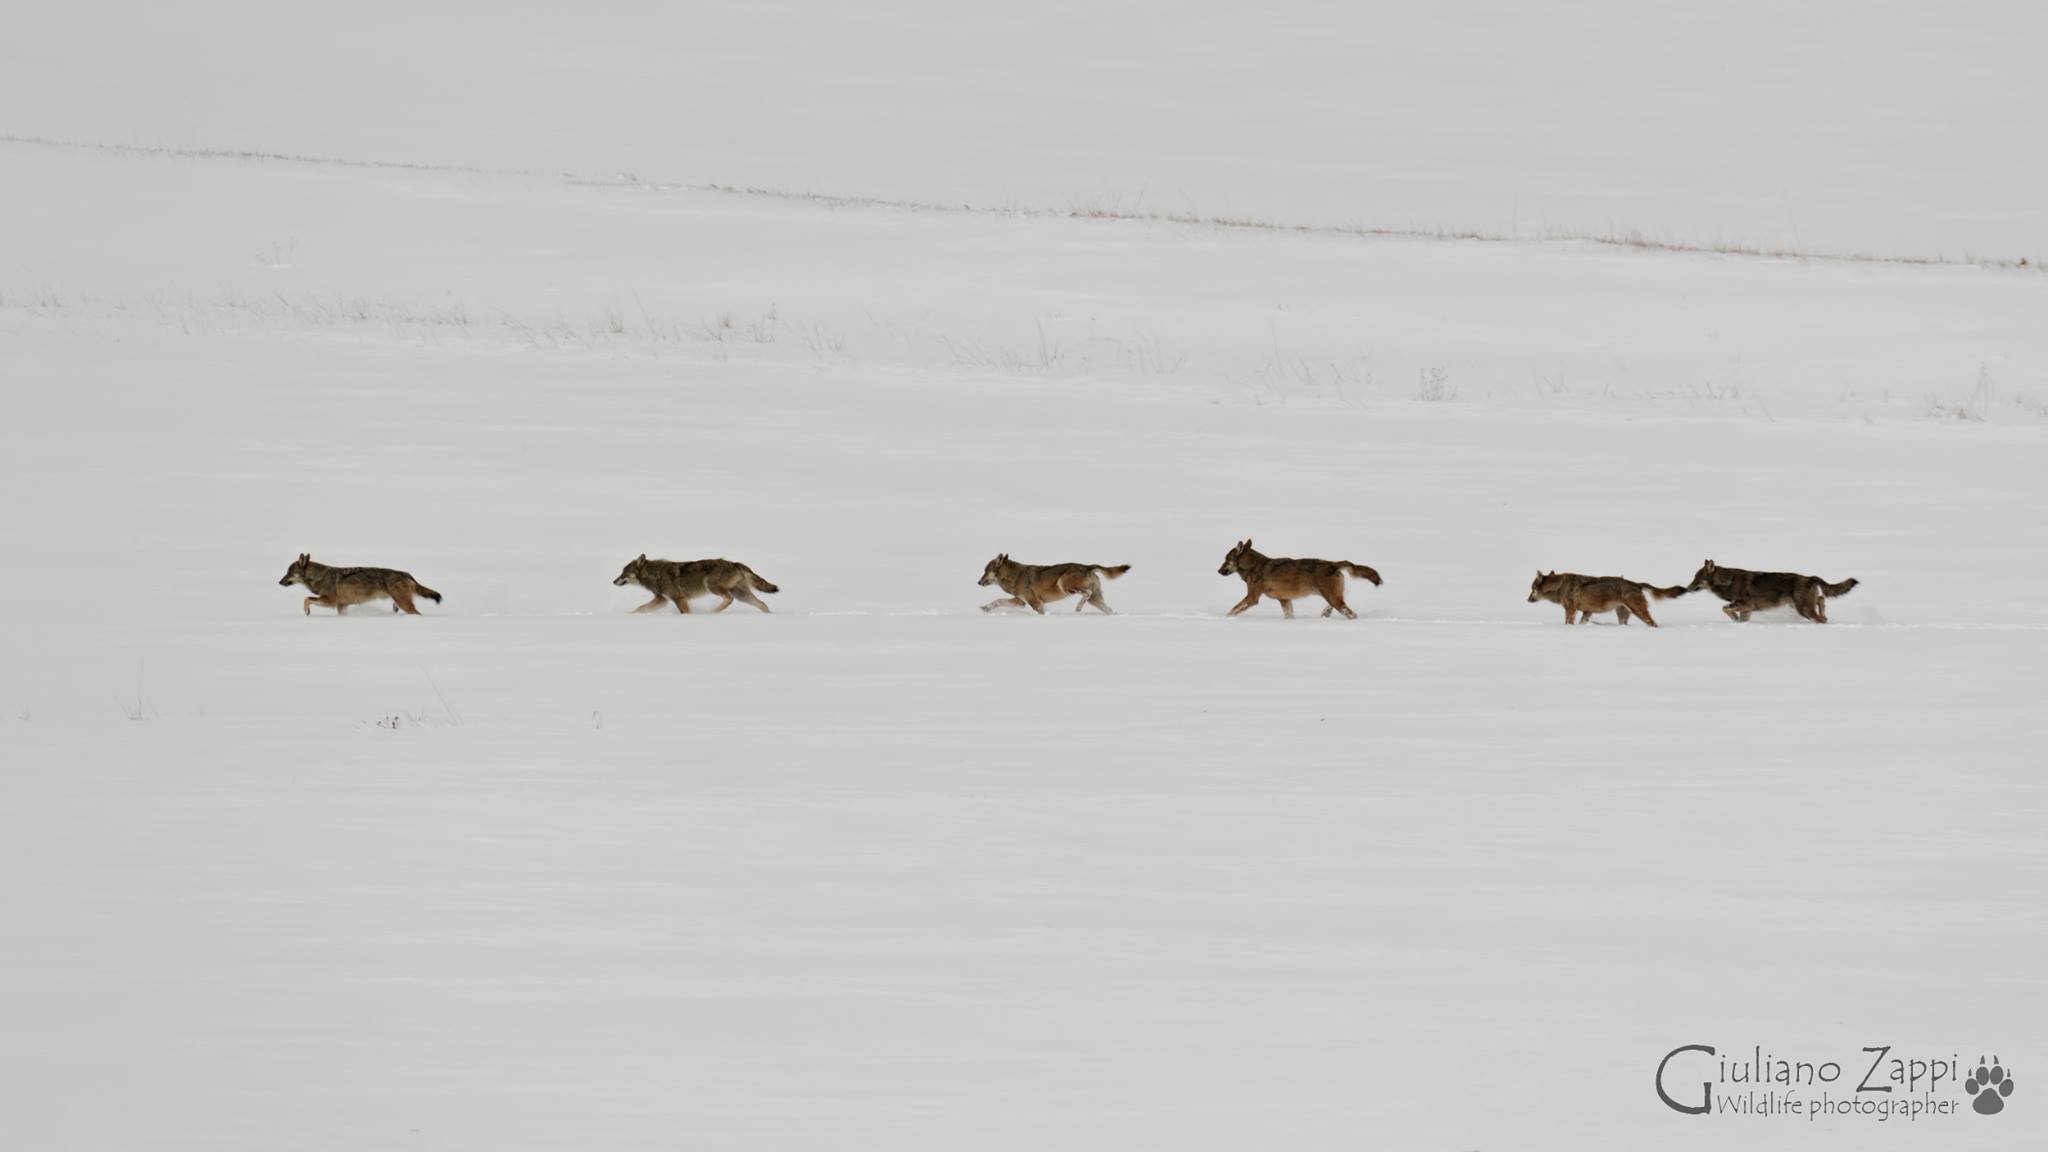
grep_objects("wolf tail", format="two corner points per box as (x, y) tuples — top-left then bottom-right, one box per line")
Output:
(411, 581), (443, 603)
(745, 566), (780, 594)
(1342, 563), (1383, 586)
(1094, 564), (1132, 580)
(1647, 584), (1687, 600)
(1819, 577), (1858, 598)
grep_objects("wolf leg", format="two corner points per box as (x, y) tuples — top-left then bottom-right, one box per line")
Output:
(1226, 591), (1262, 616)
(1061, 575), (1091, 611)
(711, 593), (734, 612)
(1072, 577), (1105, 613)
(982, 596), (1027, 613)
(1797, 586), (1828, 623)
(632, 595), (668, 613)
(672, 595), (691, 614)
(731, 587), (771, 613)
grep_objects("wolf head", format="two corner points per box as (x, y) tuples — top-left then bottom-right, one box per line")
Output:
(614, 553), (651, 587)
(1528, 570), (1563, 602)
(977, 554), (1010, 587)
(1687, 559), (1718, 592)
(278, 553), (313, 587)
(1217, 539), (1254, 576)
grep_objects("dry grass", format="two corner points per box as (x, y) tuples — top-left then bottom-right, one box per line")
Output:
(8, 133), (2036, 273)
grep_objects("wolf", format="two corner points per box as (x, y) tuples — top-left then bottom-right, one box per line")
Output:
(1687, 560), (1858, 623)
(1527, 570), (1686, 626)
(1217, 539), (1381, 619)
(977, 554), (1130, 614)
(614, 554), (780, 613)
(278, 553), (441, 616)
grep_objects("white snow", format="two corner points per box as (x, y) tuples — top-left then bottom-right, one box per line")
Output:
(1, 38), (2045, 1150)
(4, 2), (2045, 261)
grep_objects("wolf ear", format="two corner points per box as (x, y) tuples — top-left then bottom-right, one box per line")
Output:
(637, 553), (647, 561)
(298, 552), (309, 562)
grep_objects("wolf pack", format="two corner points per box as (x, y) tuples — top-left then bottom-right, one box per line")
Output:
(278, 547), (1859, 625)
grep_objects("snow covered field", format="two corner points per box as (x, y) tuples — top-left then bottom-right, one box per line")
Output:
(6, 2), (2046, 261)
(2, 45), (2046, 1152)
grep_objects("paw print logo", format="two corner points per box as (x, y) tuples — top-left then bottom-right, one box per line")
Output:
(1964, 1056), (2014, 1115)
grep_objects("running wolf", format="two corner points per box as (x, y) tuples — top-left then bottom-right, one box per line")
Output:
(278, 553), (442, 616)
(1687, 559), (1858, 623)
(613, 554), (780, 613)
(1217, 539), (1381, 619)
(977, 554), (1130, 614)
(1527, 570), (1686, 626)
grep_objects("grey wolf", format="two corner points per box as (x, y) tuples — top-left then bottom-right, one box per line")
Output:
(1687, 559), (1858, 623)
(1527, 570), (1686, 626)
(977, 554), (1130, 614)
(1217, 539), (1380, 619)
(614, 554), (780, 613)
(278, 553), (441, 615)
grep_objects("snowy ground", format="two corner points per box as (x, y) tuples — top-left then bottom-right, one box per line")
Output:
(6, 2), (2046, 261)
(2, 137), (2045, 1151)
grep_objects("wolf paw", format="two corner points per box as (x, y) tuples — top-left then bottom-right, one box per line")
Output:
(1965, 1057), (2014, 1115)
